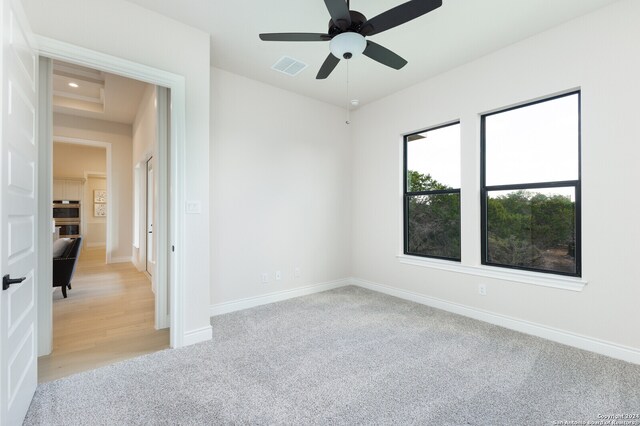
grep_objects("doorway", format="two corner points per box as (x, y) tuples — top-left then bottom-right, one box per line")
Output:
(35, 35), (187, 355)
(37, 58), (173, 381)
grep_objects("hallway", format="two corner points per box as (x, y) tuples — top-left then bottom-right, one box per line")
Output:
(38, 247), (169, 383)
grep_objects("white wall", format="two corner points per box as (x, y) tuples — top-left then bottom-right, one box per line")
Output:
(210, 68), (351, 305)
(24, 0), (211, 340)
(351, 0), (640, 351)
(132, 85), (156, 270)
(133, 85), (156, 165)
(53, 142), (105, 178)
(54, 114), (133, 261)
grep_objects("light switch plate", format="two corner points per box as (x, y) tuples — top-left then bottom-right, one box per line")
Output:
(186, 200), (202, 214)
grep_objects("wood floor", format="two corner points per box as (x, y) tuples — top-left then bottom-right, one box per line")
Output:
(38, 247), (169, 383)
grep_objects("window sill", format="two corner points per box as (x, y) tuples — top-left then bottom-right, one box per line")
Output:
(396, 254), (587, 292)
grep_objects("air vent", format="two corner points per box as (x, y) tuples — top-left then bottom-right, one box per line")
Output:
(271, 56), (308, 76)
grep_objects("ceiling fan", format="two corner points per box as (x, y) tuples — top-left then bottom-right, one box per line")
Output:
(259, 0), (443, 79)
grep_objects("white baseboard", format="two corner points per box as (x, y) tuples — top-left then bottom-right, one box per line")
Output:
(183, 325), (213, 346)
(109, 256), (132, 264)
(85, 242), (106, 248)
(351, 277), (640, 365)
(210, 278), (351, 317)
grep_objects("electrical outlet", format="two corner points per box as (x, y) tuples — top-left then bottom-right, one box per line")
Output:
(478, 284), (487, 296)
(275, 270), (282, 280)
(261, 273), (269, 284)
(294, 267), (301, 278)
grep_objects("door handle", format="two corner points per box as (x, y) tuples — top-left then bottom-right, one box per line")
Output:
(3, 275), (26, 291)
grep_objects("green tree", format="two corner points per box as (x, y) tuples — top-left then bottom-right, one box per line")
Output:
(406, 172), (575, 271)
(486, 190), (575, 270)
(406, 171), (460, 259)
(407, 170), (449, 192)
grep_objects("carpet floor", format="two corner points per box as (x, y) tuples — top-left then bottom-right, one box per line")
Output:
(25, 286), (640, 425)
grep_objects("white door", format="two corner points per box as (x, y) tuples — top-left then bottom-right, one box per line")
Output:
(146, 157), (154, 277)
(0, 0), (38, 424)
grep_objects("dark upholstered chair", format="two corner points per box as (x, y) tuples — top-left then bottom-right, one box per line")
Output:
(53, 237), (82, 298)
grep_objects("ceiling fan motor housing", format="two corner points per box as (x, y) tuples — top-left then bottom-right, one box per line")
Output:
(327, 11), (366, 35)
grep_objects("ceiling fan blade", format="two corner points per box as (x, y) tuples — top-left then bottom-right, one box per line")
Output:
(324, 0), (351, 29)
(363, 41), (407, 70)
(360, 0), (442, 37)
(316, 53), (340, 79)
(259, 33), (331, 42)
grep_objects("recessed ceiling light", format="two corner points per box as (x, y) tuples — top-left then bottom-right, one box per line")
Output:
(68, 82), (79, 88)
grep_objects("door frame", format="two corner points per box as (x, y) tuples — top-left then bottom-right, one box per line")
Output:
(145, 155), (154, 277)
(35, 37), (186, 351)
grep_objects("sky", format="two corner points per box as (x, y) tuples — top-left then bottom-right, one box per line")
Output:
(485, 94), (579, 186)
(406, 93), (579, 194)
(407, 123), (461, 188)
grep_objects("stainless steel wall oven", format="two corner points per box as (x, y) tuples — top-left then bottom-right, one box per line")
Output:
(53, 200), (81, 237)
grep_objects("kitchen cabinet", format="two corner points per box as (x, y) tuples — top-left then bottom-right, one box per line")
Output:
(53, 178), (84, 201)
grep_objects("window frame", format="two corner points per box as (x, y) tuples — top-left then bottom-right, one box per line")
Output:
(480, 91), (582, 277)
(403, 121), (462, 262)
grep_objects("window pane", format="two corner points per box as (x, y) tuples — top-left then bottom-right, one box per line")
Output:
(407, 123), (460, 191)
(486, 187), (576, 274)
(485, 94), (579, 186)
(407, 193), (461, 259)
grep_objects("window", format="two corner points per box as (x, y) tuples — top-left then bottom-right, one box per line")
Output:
(404, 122), (461, 261)
(481, 92), (581, 276)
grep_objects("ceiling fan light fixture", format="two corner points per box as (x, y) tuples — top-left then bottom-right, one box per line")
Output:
(330, 32), (366, 60)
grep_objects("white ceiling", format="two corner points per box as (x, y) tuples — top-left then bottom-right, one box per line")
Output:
(53, 60), (150, 124)
(124, 0), (620, 107)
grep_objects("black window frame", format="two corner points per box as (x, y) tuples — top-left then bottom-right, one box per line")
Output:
(403, 121), (461, 262)
(480, 91), (582, 277)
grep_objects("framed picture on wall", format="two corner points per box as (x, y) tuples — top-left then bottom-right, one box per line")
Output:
(94, 190), (107, 203)
(94, 203), (107, 217)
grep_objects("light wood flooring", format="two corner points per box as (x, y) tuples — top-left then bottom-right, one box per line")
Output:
(38, 247), (169, 383)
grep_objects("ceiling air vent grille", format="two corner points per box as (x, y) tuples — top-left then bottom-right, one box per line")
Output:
(271, 56), (308, 76)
